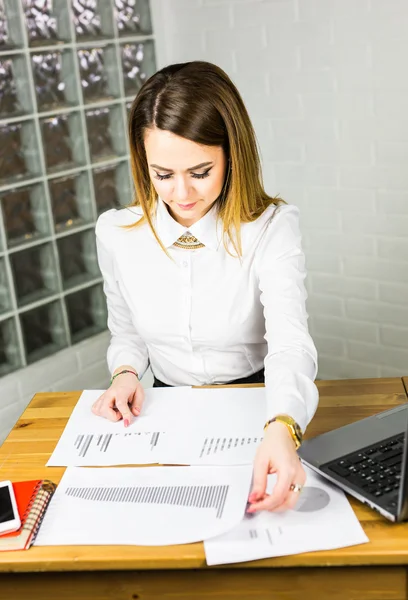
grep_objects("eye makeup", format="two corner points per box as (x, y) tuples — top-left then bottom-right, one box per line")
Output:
(154, 168), (212, 181)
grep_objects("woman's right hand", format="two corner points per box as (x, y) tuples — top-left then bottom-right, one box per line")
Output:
(91, 369), (145, 427)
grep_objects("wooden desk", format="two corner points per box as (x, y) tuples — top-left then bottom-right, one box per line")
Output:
(1, 377), (408, 600)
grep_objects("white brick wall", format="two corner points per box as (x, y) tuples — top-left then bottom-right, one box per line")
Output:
(151, 0), (408, 382)
(2, 0), (408, 444)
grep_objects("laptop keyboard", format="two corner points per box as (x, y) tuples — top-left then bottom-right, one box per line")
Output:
(321, 433), (404, 509)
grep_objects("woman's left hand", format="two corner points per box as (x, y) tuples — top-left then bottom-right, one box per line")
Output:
(247, 421), (306, 513)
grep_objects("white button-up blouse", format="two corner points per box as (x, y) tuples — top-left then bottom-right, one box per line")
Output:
(95, 198), (319, 432)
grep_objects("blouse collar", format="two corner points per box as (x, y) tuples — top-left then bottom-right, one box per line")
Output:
(155, 197), (222, 251)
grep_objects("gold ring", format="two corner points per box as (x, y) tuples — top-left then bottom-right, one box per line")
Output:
(289, 483), (303, 493)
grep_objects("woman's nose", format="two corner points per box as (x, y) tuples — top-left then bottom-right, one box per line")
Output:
(174, 176), (190, 201)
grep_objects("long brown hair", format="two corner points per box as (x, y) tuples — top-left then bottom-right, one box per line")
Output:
(127, 60), (282, 256)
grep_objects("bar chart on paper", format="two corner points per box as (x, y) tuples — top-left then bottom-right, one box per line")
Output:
(74, 432), (160, 458)
(47, 387), (267, 466)
(65, 484), (229, 518)
(35, 466), (253, 546)
(48, 430), (164, 466)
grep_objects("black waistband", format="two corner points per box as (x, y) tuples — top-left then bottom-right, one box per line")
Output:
(153, 368), (265, 388)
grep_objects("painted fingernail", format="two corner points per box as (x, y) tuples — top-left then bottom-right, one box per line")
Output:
(124, 419), (129, 428)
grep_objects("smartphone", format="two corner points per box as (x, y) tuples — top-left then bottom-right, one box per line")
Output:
(0, 481), (21, 535)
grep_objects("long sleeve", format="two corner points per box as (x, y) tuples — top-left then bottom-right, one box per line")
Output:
(256, 205), (319, 432)
(96, 212), (150, 377)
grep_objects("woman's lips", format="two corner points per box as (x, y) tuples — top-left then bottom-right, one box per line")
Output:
(177, 202), (197, 210)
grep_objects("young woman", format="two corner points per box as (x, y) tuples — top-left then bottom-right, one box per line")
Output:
(92, 61), (318, 514)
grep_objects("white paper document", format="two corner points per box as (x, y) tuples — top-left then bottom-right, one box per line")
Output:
(48, 387), (266, 467)
(160, 431), (263, 465)
(204, 467), (369, 565)
(35, 465), (253, 546)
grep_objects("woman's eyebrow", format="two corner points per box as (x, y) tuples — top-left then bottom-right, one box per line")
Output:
(150, 161), (213, 172)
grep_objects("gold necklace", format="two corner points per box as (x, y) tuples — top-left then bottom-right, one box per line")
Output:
(173, 233), (205, 250)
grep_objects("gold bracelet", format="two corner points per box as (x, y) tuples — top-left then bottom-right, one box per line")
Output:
(264, 415), (303, 449)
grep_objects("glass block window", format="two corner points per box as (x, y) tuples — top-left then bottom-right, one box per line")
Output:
(78, 45), (119, 103)
(85, 105), (126, 162)
(31, 49), (78, 110)
(66, 283), (107, 343)
(10, 241), (59, 308)
(50, 171), (93, 232)
(0, 0), (155, 376)
(114, 0), (152, 36)
(40, 111), (86, 173)
(93, 162), (132, 215)
(0, 120), (41, 184)
(23, 0), (71, 47)
(121, 40), (155, 95)
(0, 317), (21, 375)
(1, 182), (50, 247)
(20, 300), (68, 364)
(0, 257), (11, 314)
(57, 229), (99, 289)
(0, 0), (24, 50)
(0, 54), (32, 117)
(73, 0), (114, 40)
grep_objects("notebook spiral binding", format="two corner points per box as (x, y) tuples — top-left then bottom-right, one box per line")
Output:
(21, 480), (57, 547)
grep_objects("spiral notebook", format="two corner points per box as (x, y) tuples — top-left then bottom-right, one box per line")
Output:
(0, 480), (56, 551)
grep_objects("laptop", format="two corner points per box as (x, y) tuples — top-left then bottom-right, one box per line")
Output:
(298, 403), (408, 522)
